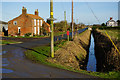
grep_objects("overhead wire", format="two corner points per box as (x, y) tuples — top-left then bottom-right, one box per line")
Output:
(85, 2), (120, 54)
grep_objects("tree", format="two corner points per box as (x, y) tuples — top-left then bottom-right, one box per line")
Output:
(101, 23), (106, 26)
(46, 19), (51, 25)
(54, 21), (68, 32)
(117, 20), (120, 26)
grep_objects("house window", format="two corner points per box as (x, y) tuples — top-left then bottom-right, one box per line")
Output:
(37, 20), (39, 26)
(34, 27), (36, 35)
(18, 27), (21, 34)
(34, 19), (36, 26)
(38, 27), (39, 35)
(40, 20), (42, 26)
(13, 21), (17, 25)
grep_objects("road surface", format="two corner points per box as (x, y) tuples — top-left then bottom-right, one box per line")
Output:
(1, 28), (99, 79)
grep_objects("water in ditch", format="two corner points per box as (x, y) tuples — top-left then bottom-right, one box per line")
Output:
(87, 33), (97, 72)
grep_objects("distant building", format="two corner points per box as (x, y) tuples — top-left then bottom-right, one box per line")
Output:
(0, 21), (8, 36)
(106, 17), (118, 27)
(8, 7), (50, 36)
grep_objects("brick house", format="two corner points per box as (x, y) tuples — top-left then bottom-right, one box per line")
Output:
(8, 7), (50, 36)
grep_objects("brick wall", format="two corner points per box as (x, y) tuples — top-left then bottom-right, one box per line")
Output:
(8, 14), (33, 36)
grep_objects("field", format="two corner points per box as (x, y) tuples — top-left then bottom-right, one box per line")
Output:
(98, 29), (120, 41)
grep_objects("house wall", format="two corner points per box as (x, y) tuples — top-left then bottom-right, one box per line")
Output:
(8, 13), (48, 36)
(0, 24), (8, 32)
(0, 24), (2, 32)
(107, 21), (118, 27)
(8, 15), (32, 36)
(32, 19), (44, 36)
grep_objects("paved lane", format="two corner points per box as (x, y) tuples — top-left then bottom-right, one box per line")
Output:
(1, 28), (98, 78)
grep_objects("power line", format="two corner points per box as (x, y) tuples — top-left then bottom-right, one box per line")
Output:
(85, 2), (101, 24)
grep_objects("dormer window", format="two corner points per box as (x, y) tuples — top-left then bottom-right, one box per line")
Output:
(13, 21), (17, 25)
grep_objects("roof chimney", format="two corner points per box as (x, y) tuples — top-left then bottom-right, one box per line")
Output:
(35, 9), (39, 16)
(22, 6), (27, 15)
(110, 17), (113, 20)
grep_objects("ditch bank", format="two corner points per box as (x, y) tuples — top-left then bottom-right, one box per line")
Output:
(93, 29), (120, 72)
(47, 30), (91, 70)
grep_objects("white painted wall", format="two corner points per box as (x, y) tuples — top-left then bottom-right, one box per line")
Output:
(107, 21), (118, 27)
(0, 23), (8, 32)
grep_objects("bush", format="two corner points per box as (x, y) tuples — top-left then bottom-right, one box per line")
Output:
(25, 33), (31, 37)
(98, 26), (107, 30)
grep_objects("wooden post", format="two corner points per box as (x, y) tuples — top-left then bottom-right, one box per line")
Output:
(50, 0), (54, 58)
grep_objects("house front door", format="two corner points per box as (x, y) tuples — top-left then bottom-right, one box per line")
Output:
(18, 27), (21, 35)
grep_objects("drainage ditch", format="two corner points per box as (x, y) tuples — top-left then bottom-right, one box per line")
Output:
(87, 33), (97, 72)
(92, 30), (120, 72)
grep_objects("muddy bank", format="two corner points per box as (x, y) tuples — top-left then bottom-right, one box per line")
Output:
(48, 30), (91, 70)
(93, 30), (120, 72)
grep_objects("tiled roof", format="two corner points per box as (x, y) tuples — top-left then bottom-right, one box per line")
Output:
(27, 14), (44, 20)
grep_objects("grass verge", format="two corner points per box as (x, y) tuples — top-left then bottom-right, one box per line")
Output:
(24, 32), (120, 79)
(0, 40), (21, 45)
(98, 29), (120, 41)
(7, 32), (67, 38)
(7, 35), (46, 38)
(54, 32), (66, 36)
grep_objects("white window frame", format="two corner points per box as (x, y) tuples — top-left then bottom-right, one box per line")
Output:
(37, 20), (39, 26)
(34, 27), (36, 35)
(34, 19), (36, 26)
(38, 27), (39, 35)
(18, 27), (21, 34)
(13, 21), (17, 25)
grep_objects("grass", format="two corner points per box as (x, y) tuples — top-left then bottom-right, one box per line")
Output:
(25, 39), (67, 63)
(0, 40), (20, 45)
(7, 35), (46, 38)
(54, 31), (67, 36)
(98, 29), (120, 41)
(24, 30), (120, 79)
(7, 32), (67, 38)
(24, 40), (120, 79)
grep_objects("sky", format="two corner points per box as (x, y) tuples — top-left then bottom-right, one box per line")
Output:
(1, 1), (119, 25)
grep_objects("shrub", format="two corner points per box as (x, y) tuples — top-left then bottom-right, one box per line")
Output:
(25, 33), (31, 37)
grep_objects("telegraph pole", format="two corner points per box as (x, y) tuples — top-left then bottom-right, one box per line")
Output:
(72, 0), (74, 40)
(64, 11), (66, 32)
(77, 19), (78, 30)
(50, 0), (54, 58)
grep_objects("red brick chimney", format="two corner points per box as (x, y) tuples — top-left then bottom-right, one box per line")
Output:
(35, 9), (39, 16)
(110, 17), (112, 20)
(22, 6), (27, 15)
